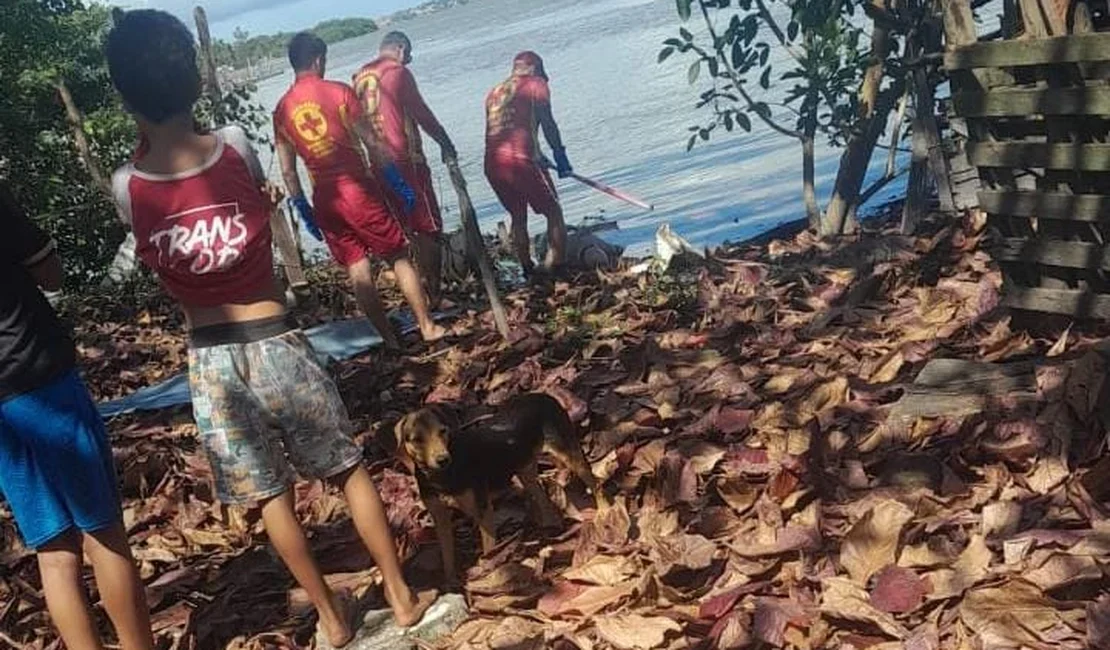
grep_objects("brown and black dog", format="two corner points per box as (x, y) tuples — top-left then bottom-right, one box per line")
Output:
(394, 393), (608, 577)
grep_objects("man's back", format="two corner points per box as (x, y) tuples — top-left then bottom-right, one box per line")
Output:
(485, 75), (550, 163)
(353, 57), (426, 164)
(0, 184), (74, 398)
(274, 75), (370, 186)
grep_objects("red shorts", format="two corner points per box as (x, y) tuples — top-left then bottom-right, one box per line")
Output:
(382, 162), (442, 235)
(484, 157), (560, 219)
(314, 178), (408, 267)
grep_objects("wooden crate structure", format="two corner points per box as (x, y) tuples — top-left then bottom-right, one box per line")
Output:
(946, 33), (1110, 317)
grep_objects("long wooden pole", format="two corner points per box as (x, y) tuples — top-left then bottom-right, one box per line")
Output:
(193, 7), (221, 103)
(446, 162), (511, 341)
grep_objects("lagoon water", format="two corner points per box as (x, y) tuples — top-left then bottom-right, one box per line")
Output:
(254, 0), (906, 257)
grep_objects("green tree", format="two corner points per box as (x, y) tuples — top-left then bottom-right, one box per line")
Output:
(0, 0), (134, 285)
(662, 0), (907, 236)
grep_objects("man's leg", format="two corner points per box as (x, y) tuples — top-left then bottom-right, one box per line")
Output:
(414, 232), (443, 308)
(83, 525), (154, 650)
(38, 530), (106, 650)
(510, 211), (534, 274)
(330, 466), (437, 626)
(389, 252), (447, 343)
(260, 491), (351, 646)
(543, 203), (568, 270)
(347, 257), (402, 350)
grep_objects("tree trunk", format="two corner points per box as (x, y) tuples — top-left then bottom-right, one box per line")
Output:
(55, 79), (110, 197)
(820, 0), (897, 237)
(802, 114), (820, 229)
(194, 7), (222, 104)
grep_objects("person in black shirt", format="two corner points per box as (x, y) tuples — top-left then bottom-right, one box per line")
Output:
(0, 182), (153, 650)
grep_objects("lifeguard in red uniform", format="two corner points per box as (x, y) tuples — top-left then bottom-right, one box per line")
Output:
(484, 51), (574, 275)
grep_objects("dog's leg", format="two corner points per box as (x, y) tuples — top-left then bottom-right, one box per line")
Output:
(545, 439), (610, 510)
(519, 461), (563, 529)
(425, 496), (458, 581)
(457, 489), (498, 556)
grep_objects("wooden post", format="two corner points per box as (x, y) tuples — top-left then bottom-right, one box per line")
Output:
(271, 205), (309, 291)
(193, 7), (221, 104)
(446, 162), (511, 341)
(194, 7), (306, 299)
(903, 22), (957, 233)
(55, 79), (111, 197)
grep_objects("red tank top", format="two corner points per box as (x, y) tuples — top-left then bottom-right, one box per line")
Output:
(485, 74), (551, 163)
(111, 127), (275, 307)
(274, 73), (370, 186)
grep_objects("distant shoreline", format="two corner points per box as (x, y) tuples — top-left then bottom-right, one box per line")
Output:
(222, 0), (480, 86)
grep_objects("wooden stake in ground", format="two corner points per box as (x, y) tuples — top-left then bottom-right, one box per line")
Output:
(193, 7), (221, 103)
(445, 161), (511, 340)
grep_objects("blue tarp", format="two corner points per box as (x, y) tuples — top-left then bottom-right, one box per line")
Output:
(97, 315), (418, 418)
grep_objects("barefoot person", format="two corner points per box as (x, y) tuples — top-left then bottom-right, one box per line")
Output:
(485, 51), (575, 275)
(353, 31), (457, 306)
(275, 33), (446, 346)
(0, 183), (154, 650)
(106, 12), (436, 644)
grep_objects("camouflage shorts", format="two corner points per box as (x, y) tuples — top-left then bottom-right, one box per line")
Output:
(188, 328), (363, 505)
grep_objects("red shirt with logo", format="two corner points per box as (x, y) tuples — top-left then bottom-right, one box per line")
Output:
(352, 57), (447, 165)
(274, 73), (369, 186)
(485, 74), (551, 165)
(111, 126), (275, 307)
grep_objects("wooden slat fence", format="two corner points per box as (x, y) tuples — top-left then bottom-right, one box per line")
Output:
(946, 30), (1110, 318)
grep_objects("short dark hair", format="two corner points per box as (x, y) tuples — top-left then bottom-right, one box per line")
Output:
(106, 10), (201, 124)
(288, 32), (327, 72)
(380, 31), (412, 52)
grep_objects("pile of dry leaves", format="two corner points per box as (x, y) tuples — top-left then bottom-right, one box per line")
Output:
(4, 210), (1110, 650)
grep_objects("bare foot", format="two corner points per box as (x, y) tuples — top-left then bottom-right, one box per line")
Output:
(420, 323), (449, 343)
(386, 587), (438, 628)
(318, 593), (354, 648)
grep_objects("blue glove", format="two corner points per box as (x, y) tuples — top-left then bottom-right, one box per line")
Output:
(383, 164), (417, 214)
(552, 147), (573, 179)
(288, 195), (323, 242)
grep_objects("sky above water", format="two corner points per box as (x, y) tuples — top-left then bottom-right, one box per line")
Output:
(120, 0), (423, 38)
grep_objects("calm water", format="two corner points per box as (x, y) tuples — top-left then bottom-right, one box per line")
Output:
(255, 0), (905, 257)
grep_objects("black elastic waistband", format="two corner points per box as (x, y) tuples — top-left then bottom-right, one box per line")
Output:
(189, 315), (298, 348)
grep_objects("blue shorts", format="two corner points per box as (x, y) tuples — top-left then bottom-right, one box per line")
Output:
(0, 369), (121, 549)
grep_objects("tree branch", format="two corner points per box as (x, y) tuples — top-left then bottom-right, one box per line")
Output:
(752, 0), (842, 119)
(696, 0), (802, 140)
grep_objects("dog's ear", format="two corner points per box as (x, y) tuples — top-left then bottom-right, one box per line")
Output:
(393, 414), (417, 473)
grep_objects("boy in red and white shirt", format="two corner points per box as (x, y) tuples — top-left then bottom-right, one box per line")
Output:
(107, 11), (436, 644)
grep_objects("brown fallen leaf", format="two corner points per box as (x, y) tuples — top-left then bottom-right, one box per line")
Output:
(537, 580), (637, 618)
(923, 534), (992, 601)
(981, 501), (1022, 539)
(1023, 551), (1102, 591)
(647, 533), (716, 576)
(839, 500), (914, 584)
(869, 350), (905, 384)
(594, 613), (682, 650)
(793, 376), (850, 425)
(714, 477), (759, 516)
(959, 580), (1083, 648)
(1089, 597), (1110, 649)
(820, 577), (909, 640)
(563, 554), (641, 587)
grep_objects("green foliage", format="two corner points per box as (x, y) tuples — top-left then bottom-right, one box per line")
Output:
(660, 0), (868, 151)
(0, 0), (132, 287)
(213, 17), (379, 70)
